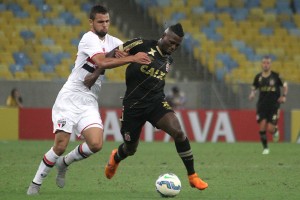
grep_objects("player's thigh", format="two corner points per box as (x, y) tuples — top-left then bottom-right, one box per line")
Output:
(267, 108), (279, 125)
(156, 112), (183, 138)
(259, 119), (267, 130)
(52, 92), (85, 135)
(76, 107), (103, 136)
(266, 123), (276, 133)
(121, 109), (145, 143)
(148, 101), (180, 135)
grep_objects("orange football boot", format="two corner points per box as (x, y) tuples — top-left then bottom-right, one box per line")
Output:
(188, 173), (208, 190)
(105, 149), (119, 179)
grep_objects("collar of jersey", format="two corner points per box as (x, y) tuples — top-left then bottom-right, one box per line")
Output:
(156, 45), (167, 57)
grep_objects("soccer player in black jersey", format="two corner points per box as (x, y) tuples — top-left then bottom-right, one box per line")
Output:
(249, 56), (288, 155)
(84, 23), (208, 190)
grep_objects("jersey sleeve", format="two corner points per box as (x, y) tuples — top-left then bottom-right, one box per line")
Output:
(119, 38), (144, 54)
(277, 73), (284, 87)
(79, 32), (104, 58)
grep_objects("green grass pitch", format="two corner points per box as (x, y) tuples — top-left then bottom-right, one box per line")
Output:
(0, 141), (299, 200)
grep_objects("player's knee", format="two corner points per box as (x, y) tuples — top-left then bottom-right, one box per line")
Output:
(88, 141), (103, 153)
(53, 145), (66, 156)
(172, 130), (186, 142)
(267, 126), (275, 133)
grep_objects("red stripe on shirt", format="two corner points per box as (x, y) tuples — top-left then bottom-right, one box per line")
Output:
(87, 53), (105, 64)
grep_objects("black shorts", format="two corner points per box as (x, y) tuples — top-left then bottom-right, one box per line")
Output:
(256, 107), (279, 125)
(120, 100), (173, 143)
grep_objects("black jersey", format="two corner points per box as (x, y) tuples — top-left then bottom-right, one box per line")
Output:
(119, 38), (173, 108)
(252, 71), (283, 110)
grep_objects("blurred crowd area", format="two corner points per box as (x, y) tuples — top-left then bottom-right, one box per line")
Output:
(141, 0), (300, 84)
(0, 0), (128, 82)
(0, 0), (300, 85)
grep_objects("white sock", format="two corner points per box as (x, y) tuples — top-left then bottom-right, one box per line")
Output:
(32, 147), (59, 185)
(64, 142), (93, 166)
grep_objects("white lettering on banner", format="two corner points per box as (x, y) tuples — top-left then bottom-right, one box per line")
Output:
(102, 110), (235, 142)
(211, 112), (235, 142)
(144, 112), (186, 142)
(144, 122), (172, 142)
(188, 111), (213, 142)
(103, 111), (123, 141)
(145, 122), (154, 141)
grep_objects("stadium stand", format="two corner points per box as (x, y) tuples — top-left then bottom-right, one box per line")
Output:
(1, 0), (299, 84)
(140, 0), (300, 84)
(0, 0), (127, 81)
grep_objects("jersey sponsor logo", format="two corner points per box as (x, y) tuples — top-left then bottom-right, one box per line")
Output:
(260, 86), (276, 92)
(166, 62), (170, 72)
(140, 65), (166, 80)
(57, 119), (66, 128)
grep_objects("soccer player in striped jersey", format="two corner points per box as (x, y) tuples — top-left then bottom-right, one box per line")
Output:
(27, 5), (150, 195)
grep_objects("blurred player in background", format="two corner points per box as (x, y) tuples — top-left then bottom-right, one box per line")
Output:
(27, 5), (150, 195)
(85, 23), (208, 190)
(165, 86), (187, 109)
(249, 55), (288, 155)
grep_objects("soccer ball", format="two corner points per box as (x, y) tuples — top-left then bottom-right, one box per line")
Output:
(155, 173), (181, 197)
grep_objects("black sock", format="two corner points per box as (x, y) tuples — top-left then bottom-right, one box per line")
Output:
(259, 131), (268, 149)
(175, 137), (195, 175)
(114, 143), (128, 163)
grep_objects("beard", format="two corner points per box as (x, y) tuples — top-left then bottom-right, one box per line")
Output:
(95, 30), (107, 38)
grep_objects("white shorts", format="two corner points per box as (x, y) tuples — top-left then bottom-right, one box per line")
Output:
(52, 89), (103, 138)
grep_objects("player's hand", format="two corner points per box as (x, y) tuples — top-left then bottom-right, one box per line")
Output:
(278, 96), (286, 103)
(115, 49), (129, 58)
(133, 52), (151, 64)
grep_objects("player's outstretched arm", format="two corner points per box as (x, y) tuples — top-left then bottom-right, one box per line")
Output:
(84, 52), (150, 89)
(92, 52), (150, 70)
(278, 82), (288, 103)
(249, 87), (256, 101)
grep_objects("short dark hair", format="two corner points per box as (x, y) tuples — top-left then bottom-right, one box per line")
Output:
(89, 5), (108, 20)
(169, 23), (184, 37)
(263, 55), (271, 60)
(11, 88), (17, 96)
(172, 86), (179, 93)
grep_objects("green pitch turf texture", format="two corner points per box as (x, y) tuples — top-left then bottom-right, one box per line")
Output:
(1, 141), (299, 200)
